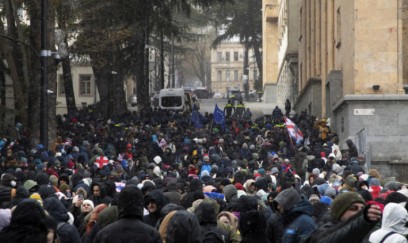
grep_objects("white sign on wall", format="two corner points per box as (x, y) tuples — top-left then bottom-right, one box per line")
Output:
(354, 109), (375, 116)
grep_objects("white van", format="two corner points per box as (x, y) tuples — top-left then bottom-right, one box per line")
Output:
(159, 88), (198, 112)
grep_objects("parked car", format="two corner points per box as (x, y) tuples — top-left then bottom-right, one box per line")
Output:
(130, 95), (137, 106)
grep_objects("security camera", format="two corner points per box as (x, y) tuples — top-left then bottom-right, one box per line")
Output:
(47, 90), (54, 94)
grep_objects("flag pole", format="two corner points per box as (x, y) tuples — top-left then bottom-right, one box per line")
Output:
(210, 119), (214, 132)
(284, 116), (296, 153)
(189, 111), (193, 129)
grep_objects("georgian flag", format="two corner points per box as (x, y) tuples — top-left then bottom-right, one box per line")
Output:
(95, 155), (109, 169)
(284, 117), (304, 145)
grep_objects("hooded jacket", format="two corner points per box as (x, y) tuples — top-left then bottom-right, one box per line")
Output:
(94, 185), (161, 243)
(143, 189), (168, 227)
(163, 180), (181, 205)
(0, 199), (48, 243)
(194, 199), (230, 243)
(223, 184), (238, 203)
(43, 197), (82, 243)
(159, 210), (201, 243)
(89, 182), (112, 206)
(369, 203), (408, 243)
(281, 198), (316, 243)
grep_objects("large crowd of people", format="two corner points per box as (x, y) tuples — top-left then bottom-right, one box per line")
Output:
(0, 103), (406, 243)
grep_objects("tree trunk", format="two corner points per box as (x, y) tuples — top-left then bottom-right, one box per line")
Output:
(61, 54), (77, 115)
(1, 0), (27, 127)
(90, 52), (110, 118)
(26, 0), (57, 148)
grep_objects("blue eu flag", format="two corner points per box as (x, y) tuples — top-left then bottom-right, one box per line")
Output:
(191, 107), (203, 128)
(213, 104), (225, 130)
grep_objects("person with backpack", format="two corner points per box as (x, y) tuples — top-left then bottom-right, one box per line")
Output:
(194, 198), (230, 243)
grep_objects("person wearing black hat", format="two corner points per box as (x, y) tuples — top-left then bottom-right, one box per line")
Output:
(94, 185), (161, 243)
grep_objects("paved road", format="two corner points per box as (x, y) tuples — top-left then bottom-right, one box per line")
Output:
(199, 98), (277, 120)
(129, 98), (280, 120)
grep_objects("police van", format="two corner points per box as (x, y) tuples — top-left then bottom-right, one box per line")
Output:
(158, 88), (199, 112)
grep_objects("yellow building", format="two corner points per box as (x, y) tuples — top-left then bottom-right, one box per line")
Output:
(264, 0), (408, 179)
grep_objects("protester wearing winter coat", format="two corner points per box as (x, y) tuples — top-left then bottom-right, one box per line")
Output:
(223, 184), (238, 204)
(163, 180), (181, 205)
(0, 199), (48, 243)
(194, 198), (230, 243)
(181, 178), (204, 209)
(43, 197), (82, 243)
(94, 185), (161, 243)
(143, 189), (168, 227)
(369, 203), (408, 243)
(89, 181), (112, 206)
(308, 192), (382, 243)
(239, 210), (271, 243)
(272, 188), (316, 243)
(159, 210), (201, 243)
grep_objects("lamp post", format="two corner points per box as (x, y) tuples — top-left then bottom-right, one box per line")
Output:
(40, 0), (48, 148)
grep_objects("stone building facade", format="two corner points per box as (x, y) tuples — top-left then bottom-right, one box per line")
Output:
(210, 41), (257, 95)
(263, 0), (408, 180)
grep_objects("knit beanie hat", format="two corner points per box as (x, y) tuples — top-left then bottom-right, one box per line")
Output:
(384, 181), (399, 191)
(309, 194), (320, 204)
(369, 178), (381, 186)
(82, 199), (95, 210)
(344, 175), (357, 188)
(320, 196), (332, 206)
(325, 187), (337, 198)
(312, 168), (320, 176)
(59, 184), (70, 193)
(270, 167), (279, 175)
(331, 192), (365, 221)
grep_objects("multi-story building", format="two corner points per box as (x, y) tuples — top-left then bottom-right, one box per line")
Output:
(210, 41), (258, 95)
(263, 0), (408, 180)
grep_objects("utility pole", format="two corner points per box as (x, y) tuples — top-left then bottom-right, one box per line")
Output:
(171, 32), (175, 88)
(40, 0), (48, 148)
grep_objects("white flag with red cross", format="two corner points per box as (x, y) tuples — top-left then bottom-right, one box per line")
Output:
(284, 117), (304, 145)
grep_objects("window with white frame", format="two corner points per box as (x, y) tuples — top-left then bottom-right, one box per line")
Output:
(234, 52), (239, 61)
(226, 70), (230, 82)
(225, 52), (230, 62)
(217, 52), (222, 62)
(79, 74), (92, 96)
(234, 70), (238, 81)
(217, 70), (222, 81)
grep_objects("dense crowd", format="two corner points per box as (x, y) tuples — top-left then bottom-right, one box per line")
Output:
(0, 104), (406, 243)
